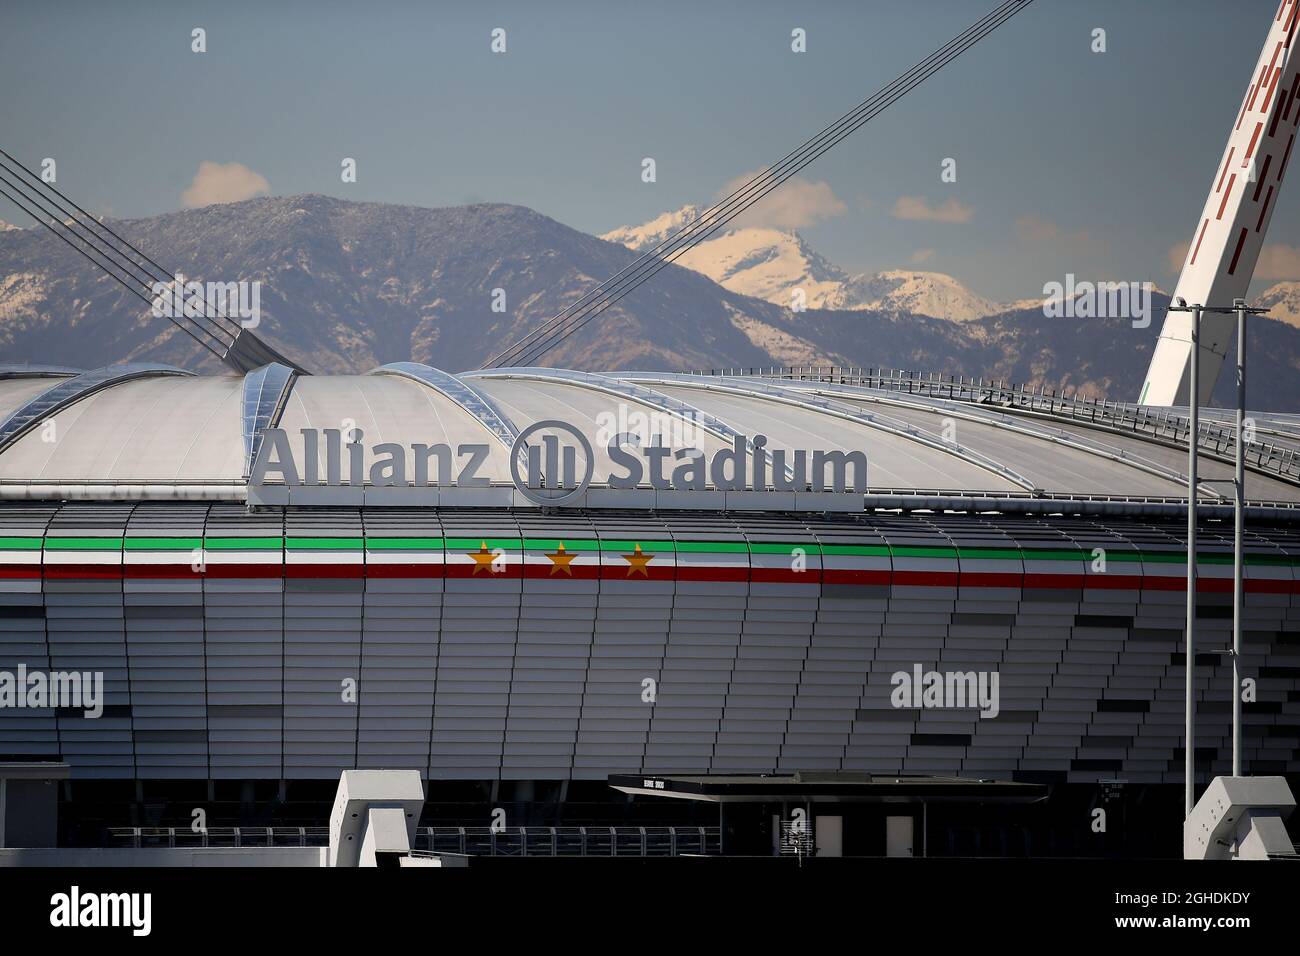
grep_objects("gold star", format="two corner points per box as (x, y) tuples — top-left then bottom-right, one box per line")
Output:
(469, 540), (497, 574)
(622, 542), (654, 577)
(546, 541), (575, 575)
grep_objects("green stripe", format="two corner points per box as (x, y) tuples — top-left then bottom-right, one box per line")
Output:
(45, 537), (122, 550)
(15, 532), (1300, 568)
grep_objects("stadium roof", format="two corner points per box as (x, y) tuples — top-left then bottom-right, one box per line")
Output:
(0, 362), (1297, 515)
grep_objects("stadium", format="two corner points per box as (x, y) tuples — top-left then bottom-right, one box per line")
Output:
(2, 361), (1299, 857)
(2, 0), (1300, 864)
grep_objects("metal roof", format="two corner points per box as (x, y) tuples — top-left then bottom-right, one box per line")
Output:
(0, 364), (1296, 515)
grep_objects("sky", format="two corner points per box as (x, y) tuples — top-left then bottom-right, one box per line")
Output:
(0, 0), (1295, 302)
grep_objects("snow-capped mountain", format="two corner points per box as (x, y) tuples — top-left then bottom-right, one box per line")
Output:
(599, 204), (703, 255)
(839, 269), (1004, 322)
(601, 205), (1005, 321)
(1251, 281), (1300, 329)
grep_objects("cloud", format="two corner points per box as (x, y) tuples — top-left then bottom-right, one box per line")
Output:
(721, 170), (847, 229)
(910, 248), (935, 264)
(891, 196), (974, 224)
(1167, 241), (1191, 273)
(181, 161), (270, 208)
(1255, 243), (1300, 280)
(1015, 214), (1102, 255)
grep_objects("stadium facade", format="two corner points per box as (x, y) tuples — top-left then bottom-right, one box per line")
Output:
(2, 362), (1299, 855)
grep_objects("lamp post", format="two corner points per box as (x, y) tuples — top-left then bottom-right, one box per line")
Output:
(1165, 299), (1268, 815)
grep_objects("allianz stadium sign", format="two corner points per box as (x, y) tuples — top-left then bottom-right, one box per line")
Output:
(248, 419), (868, 510)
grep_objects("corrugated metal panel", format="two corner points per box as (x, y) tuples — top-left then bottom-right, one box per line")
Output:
(1, 504), (1299, 784)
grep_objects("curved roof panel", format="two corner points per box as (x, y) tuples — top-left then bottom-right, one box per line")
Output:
(0, 374), (242, 481)
(0, 367), (1294, 514)
(275, 374), (516, 481)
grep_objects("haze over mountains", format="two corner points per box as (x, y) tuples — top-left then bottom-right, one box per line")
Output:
(1, 195), (1300, 408)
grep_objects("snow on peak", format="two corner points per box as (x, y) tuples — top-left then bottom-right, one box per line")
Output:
(602, 208), (1002, 321)
(600, 204), (703, 254)
(841, 269), (1002, 322)
(1252, 281), (1300, 329)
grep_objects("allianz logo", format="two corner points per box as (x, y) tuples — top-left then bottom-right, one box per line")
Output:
(250, 419), (869, 505)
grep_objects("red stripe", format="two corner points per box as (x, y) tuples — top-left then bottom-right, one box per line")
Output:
(1264, 43), (1284, 102)
(1217, 174), (1236, 219)
(13, 563), (1300, 593)
(1248, 64), (1269, 112)
(1190, 219), (1209, 265)
(1258, 185), (1275, 231)
(519, 564), (602, 581)
(1246, 577), (1297, 593)
(1246, 121), (1265, 160)
(0, 564), (41, 580)
(1217, 147), (1236, 191)
(1285, 74), (1300, 121)
(1281, 133), (1296, 180)
(1228, 227), (1249, 275)
(958, 572), (1024, 589)
(444, 564), (521, 579)
(821, 569), (892, 587)
(285, 563), (363, 578)
(1288, 0), (1300, 43)
(43, 565), (122, 580)
(364, 564), (446, 579)
(1265, 67), (1285, 114)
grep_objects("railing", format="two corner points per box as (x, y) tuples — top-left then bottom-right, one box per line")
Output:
(109, 826), (328, 848)
(107, 824), (722, 857)
(693, 366), (1300, 483)
(416, 826), (720, 857)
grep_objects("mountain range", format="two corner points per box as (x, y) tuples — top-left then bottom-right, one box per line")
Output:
(1, 194), (1299, 408)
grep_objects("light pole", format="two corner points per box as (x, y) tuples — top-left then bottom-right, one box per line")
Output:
(1185, 302), (1199, 820)
(1165, 299), (1268, 815)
